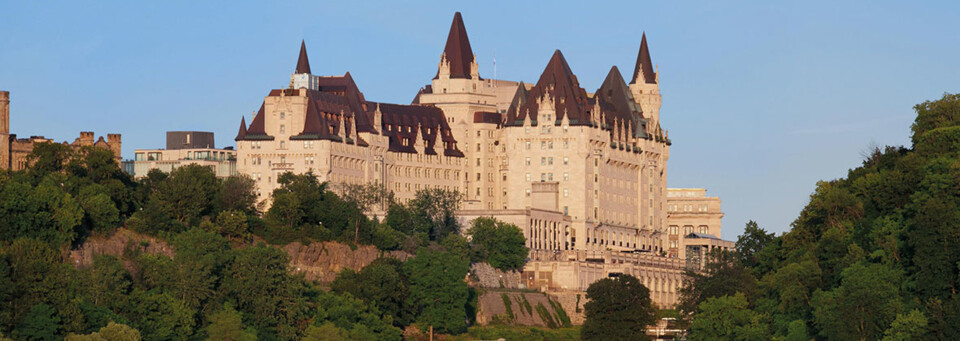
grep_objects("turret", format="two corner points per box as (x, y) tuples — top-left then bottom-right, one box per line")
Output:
(291, 40), (319, 90)
(629, 33), (662, 127)
(432, 12), (481, 94)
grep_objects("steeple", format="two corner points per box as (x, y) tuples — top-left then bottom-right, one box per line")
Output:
(630, 33), (657, 85)
(235, 116), (247, 141)
(295, 40), (311, 75)
(435, 12), (475, 79)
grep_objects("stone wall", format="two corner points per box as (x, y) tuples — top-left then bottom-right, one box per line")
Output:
(469, 262), (523, 289)
(475, 290), (572, 328)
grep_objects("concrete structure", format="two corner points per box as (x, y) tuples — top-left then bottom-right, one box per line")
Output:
(0, 91), (122, 171)
(666, 188), (724, 259)
(233, 13), (731, 308)
(127, 132), (237, 178)
(166, 131), (216, 150)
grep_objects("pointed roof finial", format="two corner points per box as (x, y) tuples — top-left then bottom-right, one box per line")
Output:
(631, 33), (657, 85)
(235, 116), (248, 141)
(295, 40), (311, 74)
(435, 12), (475, 79)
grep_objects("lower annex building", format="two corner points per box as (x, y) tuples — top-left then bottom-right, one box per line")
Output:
(233, 12), (732, 308)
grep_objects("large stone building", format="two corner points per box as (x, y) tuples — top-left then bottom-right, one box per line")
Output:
(125, 131), (237, 178)
(233, 13), (729, 308)
(0, 91), (121, 171)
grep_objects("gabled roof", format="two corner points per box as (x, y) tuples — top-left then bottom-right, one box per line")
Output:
(596, 66), (645, 136)
(234, 116), (247, 141)
(630, 33), (657, 84)
(434, 12), (475, 79)
(295, 40), (311, 74)
(242, 103), (274, 140)
(507, 50), (590, 126)
(375, 102), (461, 156)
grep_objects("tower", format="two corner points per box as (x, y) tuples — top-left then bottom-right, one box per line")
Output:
(0, 91), (10, 170)
(290, 40), (319, 90)
(629, 33), (662, 130)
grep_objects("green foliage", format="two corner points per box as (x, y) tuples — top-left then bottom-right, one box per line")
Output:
(0, 174), (84, 245)
(534, 303), (557, 329)
(330, 258), (412, 327)
(459, 325), (581, 341)
(581, 274), (656, 341)
(310, 290), (402, 341)
(215, 175), (259, 215)
(206, 303), (257, 341)
(735, 220), (774, 271)
(882, 309), (928, 341)
(66, 322), (141, 341)
(14, 303), (61, 341)
(500, 294), (515, 322)
(220, 244), (306, 340)
(679, 248), (757, 316)
(547, 298), (571, 327)
(811, 262), (902, 341)
(911, 92), (960, 145)
(125, 290), (195, 341)
(403, 248), (469, 334)
(467, 217), (529, 271)
(263, 172), (371, 245)
(688, 293), (768, 341)
(213, 209), (250, 240)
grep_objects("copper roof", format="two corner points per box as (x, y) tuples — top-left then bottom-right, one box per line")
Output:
(596, 66), (646, 137)
(234, 116), (247, 141)
(376, 102), (461, 156)
(630, 33), (656, 84)
(296, 40), (311, 74)
(506, 50), (590, 126)
(434, 12), (474, 79)
(243, 103), (273, 140)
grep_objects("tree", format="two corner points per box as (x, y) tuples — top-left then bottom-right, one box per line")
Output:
(812, 262), (902, 341)
(688, 293), (768, 341)
(125, 290), (195, 341)
(14, 303), (62, 341)
(80, 255), (131, 310)
(311, 291), (402, 341)
(214, 210), (250, 241)
(154, 164), (219, 225)
(66, 322), (141, 341)
(735, 220), (774, 270)
(220, 244), (306, 340)
(338, 182), (394, 244)
(882, 309), (928, 341)
(581, 274), (657, 341)
(466, 217), (529, 271)
(403, 248), (469, 334)
(215, 175), (259, 215)
(407, 188), (462, 240)
(206, 303), (257, 341)
(302, 323), (348, 341)
(679, 249), (757, 317)
(331, 258), (412, 327)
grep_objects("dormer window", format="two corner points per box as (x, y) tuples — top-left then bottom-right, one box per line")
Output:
(280, 112), (286, 119)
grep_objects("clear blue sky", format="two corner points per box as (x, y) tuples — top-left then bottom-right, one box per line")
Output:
(2, 1), (959, 239)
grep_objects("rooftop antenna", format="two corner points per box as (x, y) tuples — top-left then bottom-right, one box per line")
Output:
(493, 52), (497, 82)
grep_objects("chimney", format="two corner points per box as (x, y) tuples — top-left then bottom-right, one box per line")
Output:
(0, 91), (9, 134)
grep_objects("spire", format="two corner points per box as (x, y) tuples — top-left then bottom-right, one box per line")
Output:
(235, 116), (247, 141)
(435, 12), (475, 79)
(508, 50), (589, 125)
(631, 33), (657, 84)
(295, 40), (311, 75)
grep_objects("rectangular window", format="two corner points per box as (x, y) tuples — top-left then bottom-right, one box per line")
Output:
(548, 173), (553, 181)
(280, 125), (285, 133)
(548, 157), (553, 165)
(563, 157), (569, 165)
(526, 142), (531, 150)
(525, 157), (531, 166)
(541, 157), (546, 166)
(563, 173), (569, 181)
(564, 189), (569, 197)
(525, 173), (531, 181)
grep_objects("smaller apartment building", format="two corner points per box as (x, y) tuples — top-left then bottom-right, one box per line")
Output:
(126, 131), (237, 178)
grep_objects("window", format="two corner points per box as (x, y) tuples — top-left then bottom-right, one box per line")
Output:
(525, 126), (530, 134)
(525, 157), (531, 166)
(280, 141), (285, 149)
(564, 189), (569, 197)
(563, 173), (569, 181)
(540, 173), (546, 182)
(525, 173), (531, 181)
(280, 112), (285, 119)
(564, 141), (569, 149)
(526, 189), (531, 197)
(548, 173), (553, 181)
(541, 157), (546, 166)
(548, 157), (553, 165)
(280, 125), (285, 133)
(549, 141), (553, 149)
(563, 125), (568, 133)
(525, 142), (531, 150)
(541, 141), (546, 150)
(563, 157), (568, 165)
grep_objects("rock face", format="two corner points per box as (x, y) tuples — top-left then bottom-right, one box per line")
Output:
(284, 241), (409, 283)
(68, 228), (173, 269)
(470, 262), (523, 289)
(475, 290), (573, 328)
(70, 228), (409, 285)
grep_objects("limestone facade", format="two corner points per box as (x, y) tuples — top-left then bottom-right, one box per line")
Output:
(666, 188), (725, 258)
(233, 12), (730, 309)
(0, 91), (122, 171)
